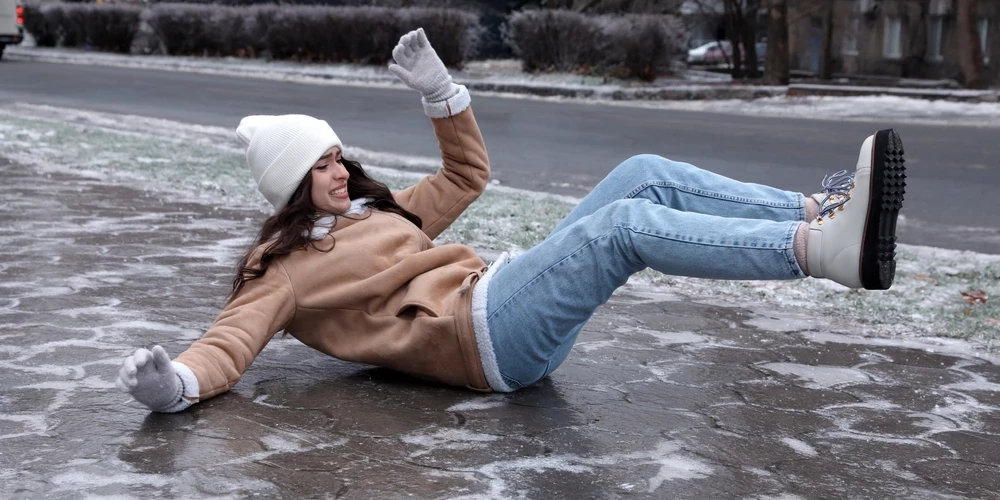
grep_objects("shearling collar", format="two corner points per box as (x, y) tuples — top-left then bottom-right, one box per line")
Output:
(308, 197), (374, 240)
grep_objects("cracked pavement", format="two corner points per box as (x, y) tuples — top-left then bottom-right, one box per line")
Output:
(1, 158), (999, 499)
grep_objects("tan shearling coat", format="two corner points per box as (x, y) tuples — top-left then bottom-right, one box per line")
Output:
(175, 107), (492, 400)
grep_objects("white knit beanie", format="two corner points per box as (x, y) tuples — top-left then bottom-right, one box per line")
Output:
(235, 114), (343, 211)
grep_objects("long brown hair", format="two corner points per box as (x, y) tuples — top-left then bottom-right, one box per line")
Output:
(230, 158), (422, 299)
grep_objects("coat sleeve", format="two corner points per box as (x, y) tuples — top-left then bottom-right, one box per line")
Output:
(392, 105), (491, 240)
(174, 259), (296, 400)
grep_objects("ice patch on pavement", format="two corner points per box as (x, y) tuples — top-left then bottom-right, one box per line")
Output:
(443, 440), (712, 498)
(801, 332), (1000, 365)
(821, 431), (927, 446)
(575, 339), (621, 353)
(874, 460), (925, 483)
(44, 457), (281, 497)
(942, 370), (1000, 392)
(824, 400), (901, 411)
(631, 329), (710, 346)
(780, 437), (819, 457)
(401, 428), (499, 457)
(743, 313), (825, 333)
(0, 414), (49, 439)
(759, 362), (872, 388)
(50, 469), (172, 489)
(258, 434), (308, 453)
(744, 467), (773, 477)
(909, 412), (961, 432)
(925, 397), (997, 432)
(645, 454), (712, 493)
(446, 398), (507, 412)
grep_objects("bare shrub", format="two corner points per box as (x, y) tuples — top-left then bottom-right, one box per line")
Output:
(261, 7), (373, 63)
(24, 2), (479, 66)
(261, 6), (478, 66)
(150, 4), (261, 57)
(147, 4), (478, 66)
(503, 10), (602, 73)
(21, 3), (61, 47)
(505, 9), (686, 81)
(603, 14), (686, 81)
(80, 5), (143, 53)
(23, 3), (141, 53)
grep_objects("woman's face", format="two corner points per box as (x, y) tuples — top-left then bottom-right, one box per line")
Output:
(310, 146), (351, 214)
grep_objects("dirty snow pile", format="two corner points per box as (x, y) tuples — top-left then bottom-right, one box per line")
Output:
(0, 102), (997, 344)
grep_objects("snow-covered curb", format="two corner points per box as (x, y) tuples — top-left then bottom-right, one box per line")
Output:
(585, 94), (1000, 128)
(4, 45), (784, 99)
(1, 101), (998, 345)
(789, 83), (999, 100)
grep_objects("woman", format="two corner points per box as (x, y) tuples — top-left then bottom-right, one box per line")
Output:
(116, 29), (905, 412)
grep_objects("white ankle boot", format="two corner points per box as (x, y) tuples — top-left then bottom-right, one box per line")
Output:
(806, 129), (906, 290)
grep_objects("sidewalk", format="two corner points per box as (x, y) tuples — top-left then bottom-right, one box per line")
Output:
(2, 153), (999, 498)
(7, 45), (999, 103)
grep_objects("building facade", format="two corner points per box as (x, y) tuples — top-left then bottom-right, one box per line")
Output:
(789, 0), (998, 85)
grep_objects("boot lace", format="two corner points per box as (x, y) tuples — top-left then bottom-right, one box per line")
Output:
(817, 169), (854, 219)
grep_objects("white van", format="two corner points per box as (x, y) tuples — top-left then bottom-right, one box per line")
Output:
(0, 0), (24, 60)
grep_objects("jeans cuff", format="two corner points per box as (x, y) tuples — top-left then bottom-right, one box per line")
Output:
(783, 221), (806, 278)
(501, 373), (525, 391)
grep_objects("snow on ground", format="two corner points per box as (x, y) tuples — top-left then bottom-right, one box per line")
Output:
(1, 102), (998, 345)
(588, 94), (1000, 128)
(7, 46), (1000, 128)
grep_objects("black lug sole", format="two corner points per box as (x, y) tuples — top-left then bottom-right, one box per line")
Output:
(860, 129), (906, 290)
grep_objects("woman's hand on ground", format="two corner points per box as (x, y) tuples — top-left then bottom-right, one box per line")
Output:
(388, 28), (458, 102)
(115, 345), (183, 411)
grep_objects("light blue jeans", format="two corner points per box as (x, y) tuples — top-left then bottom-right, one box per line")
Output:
(486, 154), (807, 390)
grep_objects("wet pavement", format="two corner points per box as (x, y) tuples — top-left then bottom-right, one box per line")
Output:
(1, 157), (999, 499)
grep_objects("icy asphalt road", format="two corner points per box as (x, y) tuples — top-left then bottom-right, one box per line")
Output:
(2, 156), (999, 498)
(0, 60), (998, 254)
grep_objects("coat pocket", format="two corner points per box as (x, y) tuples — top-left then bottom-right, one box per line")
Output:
(395, 298), (442, 318)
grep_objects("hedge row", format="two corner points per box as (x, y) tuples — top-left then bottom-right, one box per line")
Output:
(504, 10), (687, 81)
(148, 4), (480, 65)
(22, 3), (687, 79)
(24, 3), (479, 65)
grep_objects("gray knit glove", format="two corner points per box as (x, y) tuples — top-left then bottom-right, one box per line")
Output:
(388, 28), (460, 103)
(115, 345), (183, 411)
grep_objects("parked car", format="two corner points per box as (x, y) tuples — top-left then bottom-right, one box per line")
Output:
(687, 41), (732, 64)
(0, 0), (23, 60)
(687, 40), (767, 66)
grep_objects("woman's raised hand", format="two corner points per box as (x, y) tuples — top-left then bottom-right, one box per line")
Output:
(115, 345), (182, 411)
(388, 28), (458, 103)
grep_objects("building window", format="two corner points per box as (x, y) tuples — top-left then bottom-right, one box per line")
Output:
(928, 16), (944, 61)
(884, 16), (902, 59)
(979, 18), (990, 63)
(929, 0), (952, 16)
(844, 18), (860, 55)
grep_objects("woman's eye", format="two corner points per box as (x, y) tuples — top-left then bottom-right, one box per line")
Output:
(315, 165), (327, 170)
